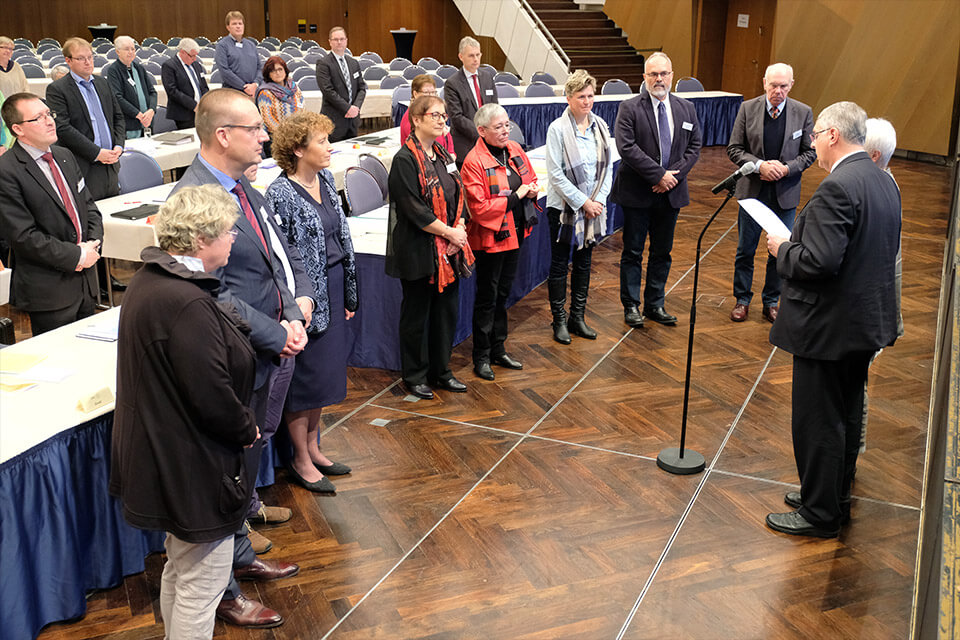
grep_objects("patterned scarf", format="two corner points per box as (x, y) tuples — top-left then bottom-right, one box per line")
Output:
(557, 107), (611, 249)
(404, 132), (475, 292)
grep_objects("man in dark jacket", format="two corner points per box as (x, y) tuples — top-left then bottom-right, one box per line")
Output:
(315, 26), (367, 142)
(161, 38), (208, 130)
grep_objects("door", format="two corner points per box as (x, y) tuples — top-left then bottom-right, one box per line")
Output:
(720, 0), (777, 97)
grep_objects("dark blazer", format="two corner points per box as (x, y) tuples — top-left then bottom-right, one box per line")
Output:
(444, 68), (498, 163)
(610, 92), (702, 209)
(161, 55), (209, 125)
(105, 59), (159, 134)
(727, 95), (816, 209)
(315, 53), (367, 141)
(769, 151), (901, 360)
(0, 142), (103, 312)
(173, 157), (314, 386)
(45, 74), (125, 182)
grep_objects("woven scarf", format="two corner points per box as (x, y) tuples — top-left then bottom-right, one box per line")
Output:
(259, 79), (297, 104)
(404, 132), (475, 292)
(557, 107), (611, 249)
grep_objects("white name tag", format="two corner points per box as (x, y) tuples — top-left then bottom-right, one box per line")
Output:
(274, 213), (283, 225)
(235, 41), (243, 48)
(78, 178), (86, 192)
(446, 162), (457, 174)
(485, 89), (493, 95)
(793, 129), (802, 139)
(681, 121), (694, 131)
(353, 71), (360, 78)
(127, 77), (136, 87)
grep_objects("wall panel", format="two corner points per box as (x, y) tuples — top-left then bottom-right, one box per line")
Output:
(604, 0), (696, 79)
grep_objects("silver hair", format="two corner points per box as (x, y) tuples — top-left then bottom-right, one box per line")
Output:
(764, 62), (794, 81)
(816, 101), (867, 145)
(474, 103), (507, 128)
(459, 36), (480, 53)
(49, 64), (70, 81)
(178, 38), (200, 54)
(864, 117), (897, 169)
(644, 51), (672, 72)
(113, 35), (136, 49)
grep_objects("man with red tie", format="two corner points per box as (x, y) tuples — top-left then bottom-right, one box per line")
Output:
(444, 36), (498, 166)
(0, 93), (103, 335)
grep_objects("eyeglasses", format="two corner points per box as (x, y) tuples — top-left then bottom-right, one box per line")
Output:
(227, 229), (239, 238)
(423, 111), (448, 121)
(419, 89), (438, 97)
(221, 123), (267, 135)
(644, 71), (673, 79)
(68, 55), (94, 63)
(19, 110), (56, 125)
(810, 128), (833, 142)
(484, 122), (512, 133)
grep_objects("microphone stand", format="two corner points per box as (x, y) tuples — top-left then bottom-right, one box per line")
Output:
(656, 187), (736, 475)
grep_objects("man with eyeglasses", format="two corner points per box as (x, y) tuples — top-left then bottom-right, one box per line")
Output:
(0, 93), (103, 335)
(727, 63), (815, 324)
(315, 26), (367, 142)
(611, 51), (701, 329)
(161, 38), (209, 130)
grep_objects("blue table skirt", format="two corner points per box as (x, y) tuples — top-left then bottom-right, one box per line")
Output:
(393, 93), (742, 149)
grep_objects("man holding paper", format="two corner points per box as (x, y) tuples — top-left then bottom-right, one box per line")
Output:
(764, 101), (900, 538)
(727, 63), (815, 323)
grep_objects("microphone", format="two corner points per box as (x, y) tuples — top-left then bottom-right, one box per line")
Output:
(711, 161), (758, 195)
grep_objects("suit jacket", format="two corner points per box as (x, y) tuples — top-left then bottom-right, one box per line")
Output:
(161, 56), (209, 124)
(0, 142), (103, 312)
(45, 74), (125, 183)
(444, 68), (498, 163)
(315, 54), (367, 141)
(173, 157), (314, 386)
(610, 92), (701, 209)
(769, 152), (901, 360)
(105, 59), (159, 133)
(727, 96), (815, 209)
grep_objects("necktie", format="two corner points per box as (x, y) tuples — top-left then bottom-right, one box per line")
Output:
(472, 74), (483, 107)
(40, 152), (82, 243)
(770, 106), (780, 119)
(80, 79), (113, 149)
(185, 63), (201, 101)
(339, 57), (352, 101)
(232, 183), (282, 318)
(657, 100), (671, 169)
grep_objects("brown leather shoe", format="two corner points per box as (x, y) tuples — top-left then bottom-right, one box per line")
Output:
(246, 524), (272, 555)
(763, 305), (778, 323)
(234, 557), (300, 581)
(251, 504), (292, 524)
(216, 593), (283, 628)
(730, 303), (749, 322)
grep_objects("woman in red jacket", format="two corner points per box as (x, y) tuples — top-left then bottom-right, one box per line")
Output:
(461, 103), (540, 381)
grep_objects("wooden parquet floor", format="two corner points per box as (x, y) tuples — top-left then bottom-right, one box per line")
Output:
(24, 146), (951, 639)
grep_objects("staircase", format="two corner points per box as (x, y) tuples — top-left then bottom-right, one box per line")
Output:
(526, 0), (646, 92)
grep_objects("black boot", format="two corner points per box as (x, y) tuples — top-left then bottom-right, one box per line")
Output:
(548, 277), (571, 344)
(567, 269), (597, 339)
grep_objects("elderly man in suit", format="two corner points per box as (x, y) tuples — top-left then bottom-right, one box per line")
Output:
(765, 102), (901, 539)
(315, 26), (366, 142)
(611, 51), (701, 328)
(106, 35), (157, 139)
(45, 37), (125, 201)
(215, 10), (259, 97)
(171, 88), (315, 629)
(161, 38), (209, 130)
(0, 93), (102, 335)
(444, 36), (498, 166)
(727, 62), (815, 323)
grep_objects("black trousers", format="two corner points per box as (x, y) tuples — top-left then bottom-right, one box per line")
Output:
(472, 246), (520, 363)
(28, 287), (96, 335)
(792, 352), (874, 528)
(399, 276), (460, 384)
(619, 204), (679, 311)
(547, 207), (593, 280)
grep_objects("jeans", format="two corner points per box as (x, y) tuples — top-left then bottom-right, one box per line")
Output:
(733, 201), (795, 307)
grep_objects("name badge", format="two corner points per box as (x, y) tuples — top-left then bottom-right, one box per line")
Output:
(485, 89), (493, 95)
(78, 178), (86, 192)
(127, 77), (136, 87)
(235, 41), (243, 48)
(681, 121), (694, 131)
(793, 129), (802, 140)
(353, 71), (360, 78)
(446, 162), (457, 174)
(274, 214), (283, 225)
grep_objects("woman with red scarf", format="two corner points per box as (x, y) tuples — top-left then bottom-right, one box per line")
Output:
(386, 95), (474, 399)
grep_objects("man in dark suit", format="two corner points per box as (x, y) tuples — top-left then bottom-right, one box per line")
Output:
(445, 36), (498, 166)
(0, 93), (102, 335)
(315, 26), (367, 142)
(611, 51), (701, 328)
(171, 88), (314, 629)
(765, 101), (901, 538)
(105, 36), (157, 139)
(161, 38), (208, 130)
(727, 62), (815, 323)
(45, 37), (125, 201)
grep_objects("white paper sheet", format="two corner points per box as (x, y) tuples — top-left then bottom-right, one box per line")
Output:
(738, 198), (791, 238)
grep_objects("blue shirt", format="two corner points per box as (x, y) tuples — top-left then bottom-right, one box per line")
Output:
(70, 71), (111, 149)
(214, 36), (259, 90)
(545, 114), (613, 212)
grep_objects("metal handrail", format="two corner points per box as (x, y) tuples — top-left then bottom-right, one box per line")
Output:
(518, 0), (571, 70)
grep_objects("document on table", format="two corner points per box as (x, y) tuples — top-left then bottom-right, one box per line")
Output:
(738, 198), (791, 238)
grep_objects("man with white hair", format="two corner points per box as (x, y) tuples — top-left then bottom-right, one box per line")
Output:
(49, 65), (70, 82)
(105, 35), (157, 138)
(765, 102), (901, 538)
(727, 62), (815, 323)
(444, 36), (498, 165)
(161, 37), (209, 130)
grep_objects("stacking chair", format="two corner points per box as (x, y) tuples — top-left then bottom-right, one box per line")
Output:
(300, 40), (320, 51)
(304, 52), (326, 65)
(142, 37), (162, 47)
(601, 79), (631, 95)
(675, 76), (705, 92)
(380, 75), (406, 90)
(524, 81), (555, 97)
(20, 64), (46, 79)
(167, 37), (182, 47)
(343, 167), (386, 216)
(360, 51), (383, 64)
(259, 42), (277, 52)
(402, 65), (426, 81)
(358, 154), (389, 201)
(480, 63), (497, 75)
(417, 57), (440, 71)
(429, 74), (444, 88)
(297, 75), (319, 91)
(357, 58), (375, 71)
(363, 66), (388, 82)
(291, 66), (314, 83)
(389, 57), (412, 71)
(210, 69), (222, 83)
(494, 71), (520, 86)
(508, 120), (526, 149)
(531, 71), (556, 85)
(197, 48), (216, 59)
(14, 38), (34, 48)
(436, 64), (458, 80)
(95, 43), (113, 54)
(390, 84), (412, 111)
(495, 82), (520, 99)
(194, 36), (211, 47)
(118, 150), (164, 194)
(143, 61), (162, 77)
(151, 106), (177, 134)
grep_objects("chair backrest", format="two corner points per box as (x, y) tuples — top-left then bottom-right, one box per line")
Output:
(297, 75), (319, 91)
(304, 52), (325, 65)
(14, 38), (33, 47)
(286, 59), (307, 70)
(495, 82), (519, 99)
(95, 42), (112, 54)
(39, 38), (61, 47)
(94, 55), (109, 67)
(278, 52), (294, 63)
(20, 64), (46, 79)
(284, 37), (303, 46)
(91, 37), (111, 47)
(480, 63), (497, 75)
(417, 57), (440, 71)
(391, 84), (412, 109)
(343, 167), (386, 216)
(261, 36), (281, 46)
(198, 48), (216, 59)
(601, 79), (631, 95)
(389, 57), (412, 71)
(494, 71), (520, 86)
(380, 75), (406, 90)
(508, 120), (526, 148)
(151, 43), (168, 55)
(436, 64), (458, 80)
(524, 81), (555, 98)
(531, 71), (556, 85)
(291, 66), (314, 82)
(364, 65), (388, 81)
(142, 37), (161, 46)
(360, 51), (383, 64)
(167, 37), (181, 47)
(118, 149), (164, 194)
(143, 62), (162, 78)
(358, 154), (390, 201)
(151, 105), (177, 133)
(210, 68), (222, 83)
(48, 55), (65, 66)
(675, 76), (705, 92)
(402, 64), (426, 81)
(300, 40), (320, 51)
(281, 47), (301, 58)
(357, 57), (374, 71)
(16, 57), (42, 68)
(136, 48), (153, 59)
(194, 36), (210, 46)
(428, 74), (444, 88)
(39, 46), (60, 58)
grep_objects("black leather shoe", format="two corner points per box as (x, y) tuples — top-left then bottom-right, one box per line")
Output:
(429, 376), (467, 392)
(784, 491), (851, 524)
(765, 511), (839, 538)
(110, 276), (127, 291)
(474, 362), (495, 380)
(287, 465), (336, 494)
(644, 306), (677, 326)
(404, 382), (434, 399)
(315, 461), (352, 475)
(492, 353), (523, 369)
(624, 306), (644, 328)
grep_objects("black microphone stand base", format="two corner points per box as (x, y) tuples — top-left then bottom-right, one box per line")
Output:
(657, 447), (705, 475)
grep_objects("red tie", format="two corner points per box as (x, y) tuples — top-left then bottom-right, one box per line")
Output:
(232, 183), (268, 253)
(40, 152), (82, 243)
(472, 74), (483, 107)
